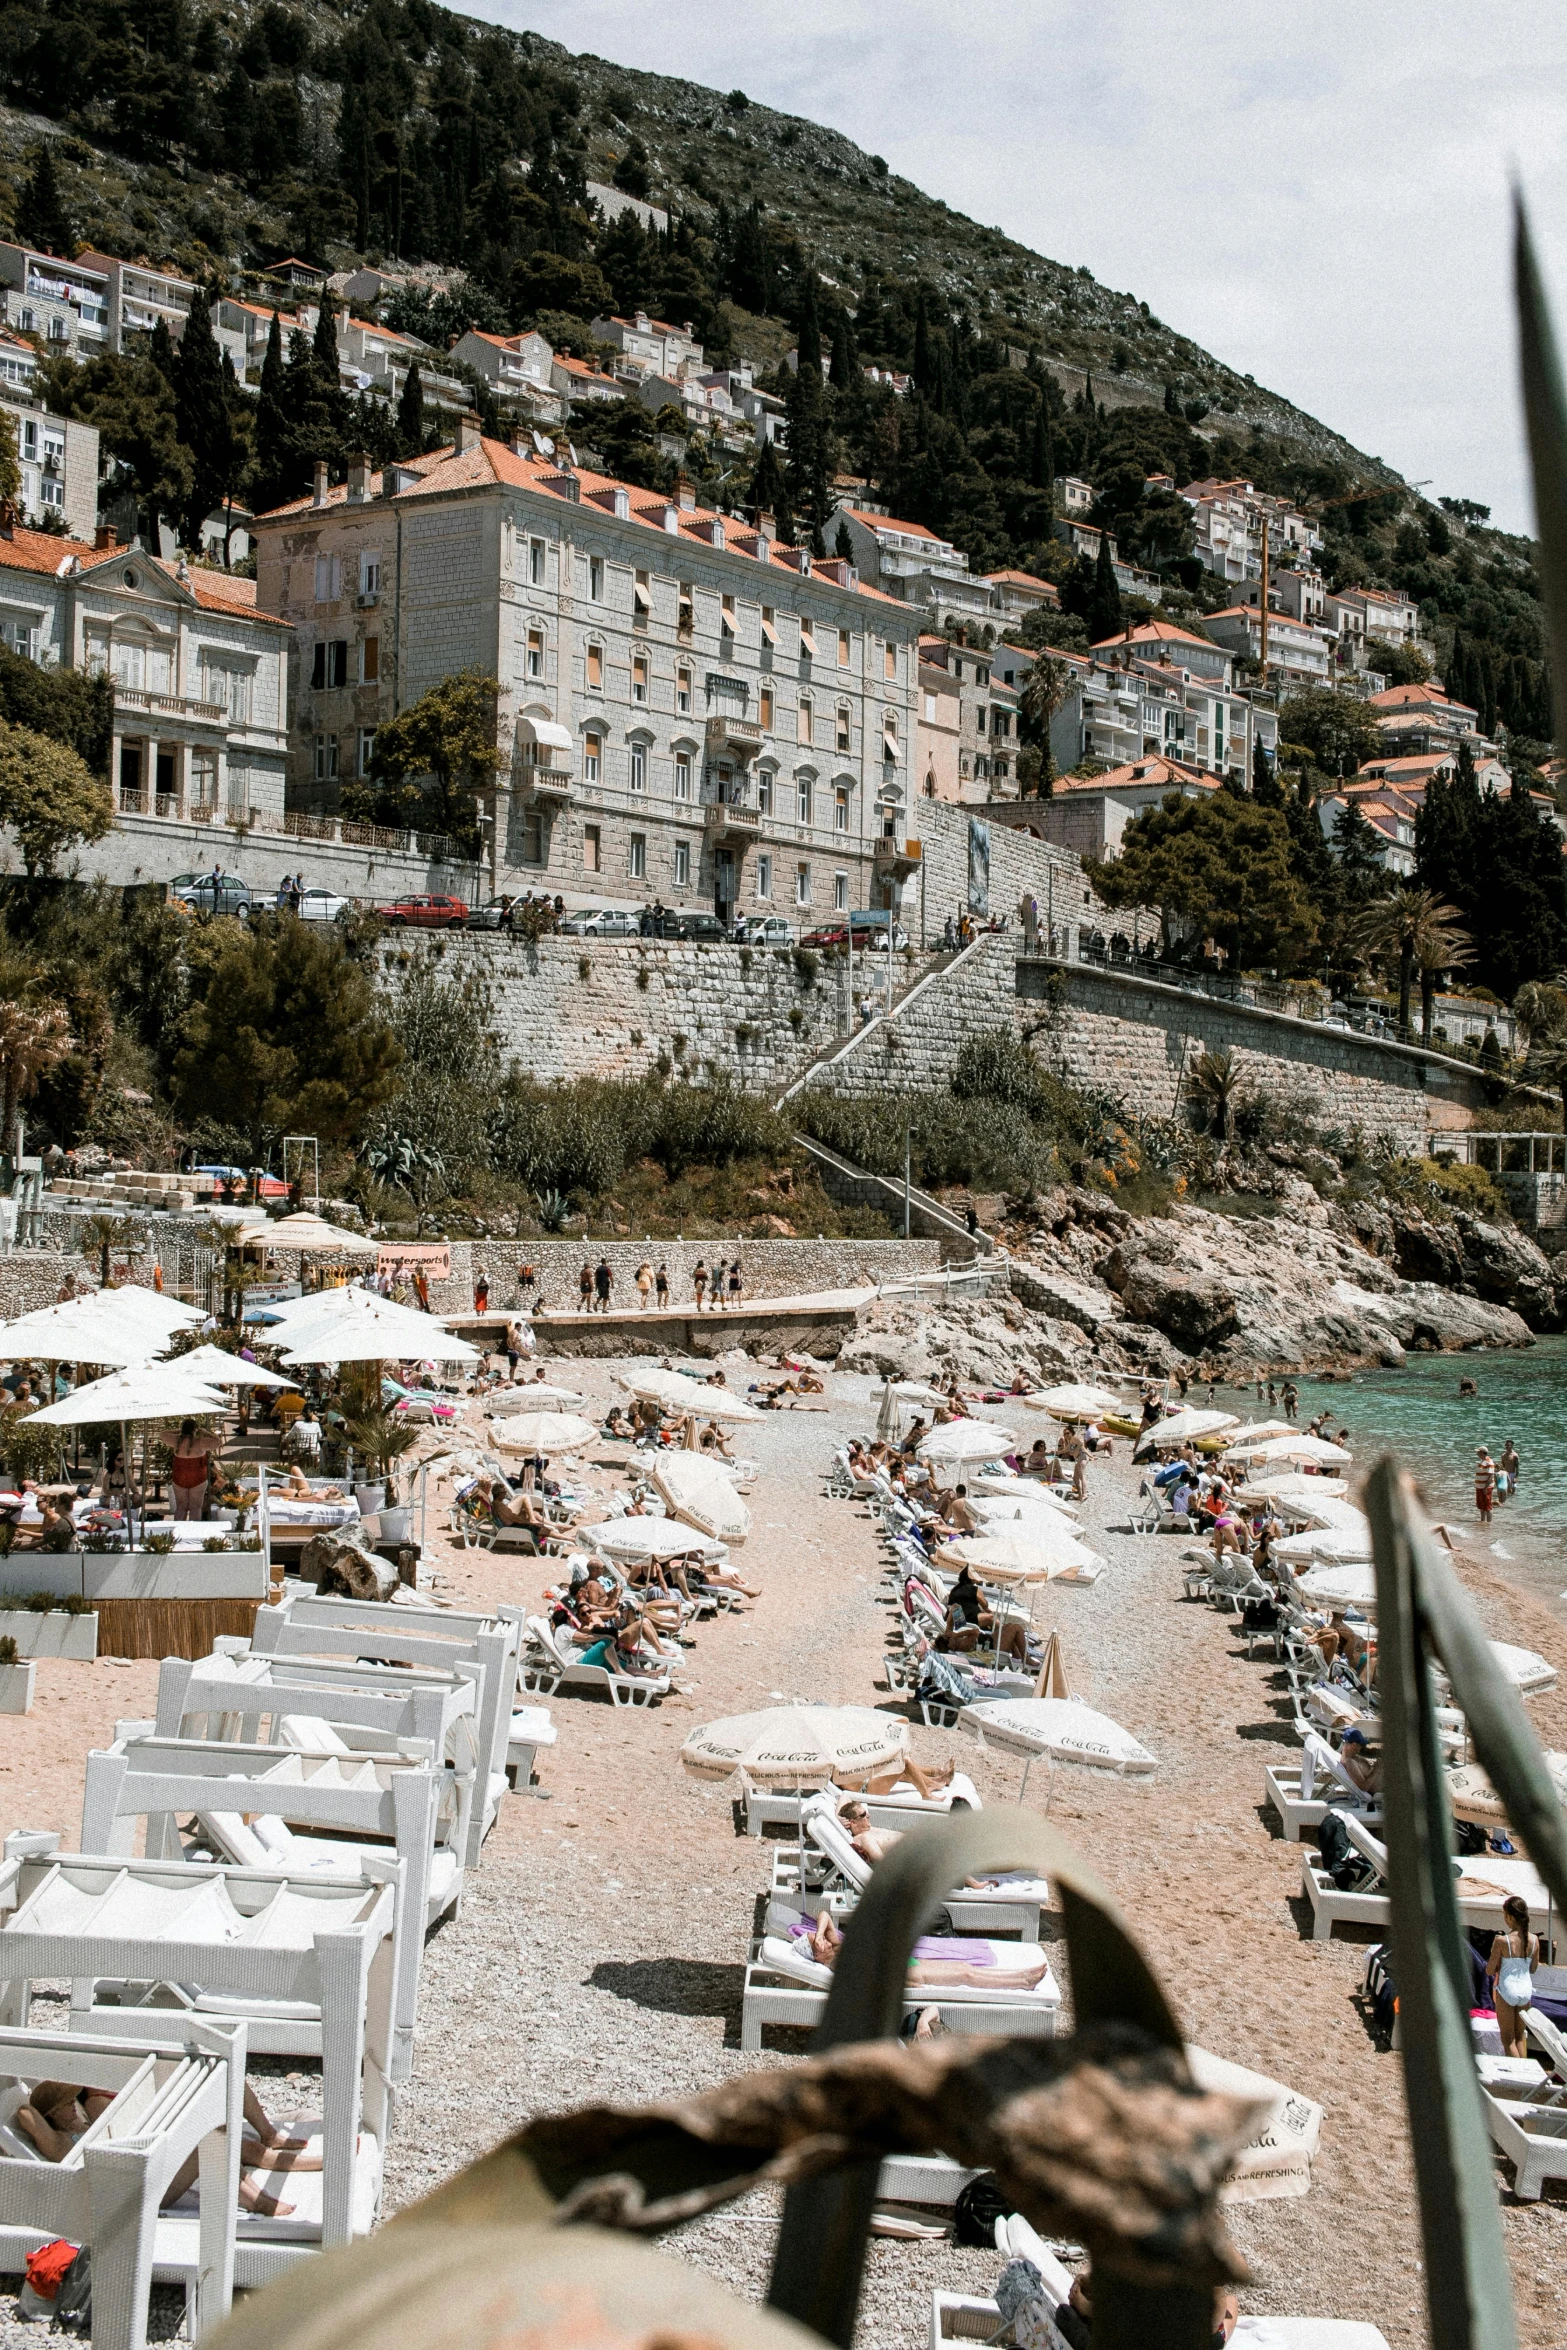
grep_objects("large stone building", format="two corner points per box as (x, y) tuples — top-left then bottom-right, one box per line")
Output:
(252, 424), (927, 928)
(0, 521), (290, 822)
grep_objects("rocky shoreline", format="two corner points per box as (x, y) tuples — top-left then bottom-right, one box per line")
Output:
(841, 1179), (1556, 1388)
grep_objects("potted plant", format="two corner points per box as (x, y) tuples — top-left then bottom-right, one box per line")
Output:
(344, 1404), (419, 1540)
(0, 1635), (33, 1715)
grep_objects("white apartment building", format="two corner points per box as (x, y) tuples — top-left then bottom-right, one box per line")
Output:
(1367, 679), (1482, 755)
(1034, 755), (1218, 860)
(0, 519), (289, 819)
(1201, 605), (1333, 686)
(450, 330), (562, 422)
(830, 506), (992, 628)
(984, 569), (1060, 623)
(78, 251), (195, 347)
(0, 332), (37, 395)
(589, 311), (704, 382)
(0, 242), (110, 357)
(1, 398), (98, 539)
(1054, 476), (1095, 516)
(1238, 565), (1328, 626)
(1327, 583), (1422, 655)
(1181, 477), (1324, 585)
(252, 424), (926, 926)
(916, 637), (1019, 797)
(1054, 639), (1277, 783)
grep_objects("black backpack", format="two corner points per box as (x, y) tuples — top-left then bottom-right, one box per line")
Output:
(1365, 1945), (1397, 2044)
(953, 2172), (1015, 2247)
(52, 2246), (91, 2335)
(1317, 1807), (1377, 1892)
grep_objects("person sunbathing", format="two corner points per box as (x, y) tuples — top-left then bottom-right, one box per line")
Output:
(1018, 1439), (1056, 1480)
(941, 1568), (1031, 1665)
(698, 1420), (735, 1457)
(833, 1756), (955, 1801)
(18, 2078), (317, 2216)
(797, 1911), (1052, 1989)
(602, 1406), (635, 1439)
(937, 1484), (980, 1534)
(283, 1463), (316, 1496)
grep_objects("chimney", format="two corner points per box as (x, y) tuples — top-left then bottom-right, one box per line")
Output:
(612, 486), (630, 519)
(676, 471), (696, 512)
(94, 524), (118, 551)
(454, 410), (482, 456)
(346, 450), (371, 503)
(312, 460), (328, 509)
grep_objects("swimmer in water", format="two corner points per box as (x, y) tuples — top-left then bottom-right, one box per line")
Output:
(1459, 1375), (1478, 1398)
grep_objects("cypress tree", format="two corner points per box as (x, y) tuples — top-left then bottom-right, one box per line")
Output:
(312, 288), (341, 387)
(175, 291), (236, 548)
(1252, 736), (1282, 804)
(784, 275), (830, 552)
(830, 308), (857, 389)
(396, 363), (425, 456)
(1086, 530), (1121, 641)
(148, 316), (178, 385)
(16, 145), (72, 255)
(749, 437), (791, 542)
(251, 311), (291, 511)
(1031, 401), (1055, 494)
(834, 517), (854, 561)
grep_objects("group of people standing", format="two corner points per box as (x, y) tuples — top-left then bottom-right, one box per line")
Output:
(1474, 1440), (1522, 1527)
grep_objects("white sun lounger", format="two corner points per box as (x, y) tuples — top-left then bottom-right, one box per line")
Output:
(249, 1594), (519, 1863)
(740, 1929), (1059, 2051)
(771, 1801), (1048, 1938)
(1265, 1733), (1383, 1843)
(513, 1613), (671, 1707)
(932, 2294), (1388, 2350)
(1478, 2074), (1567, 2201)
(0, 1838), (395, 2285)
(80, 1734), (455, 2082)
(0, 2018), (244, 2350)
(1302, 1816), (1553, 1944)
(742, 1773), (982, 1837)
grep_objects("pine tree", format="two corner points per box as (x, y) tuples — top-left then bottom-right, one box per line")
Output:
(147, 316), (177, 385)
(397, 363), (425, 456)
(729, 200), (770, 313)
(1163, 380), (1182, 417)
(1086, 531), (1121, 641)
(251, 312), (291, 512)
(16, 145), (72, 255)
(175, 291), (238, 548)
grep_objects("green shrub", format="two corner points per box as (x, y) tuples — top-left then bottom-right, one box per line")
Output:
(0, 1636), (17, 1665)
(1417, 1156), (1509, 1220)
(144, 1530), (175, 1554)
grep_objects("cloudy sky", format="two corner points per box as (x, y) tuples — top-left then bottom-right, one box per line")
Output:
(467, 0), (1567, 536)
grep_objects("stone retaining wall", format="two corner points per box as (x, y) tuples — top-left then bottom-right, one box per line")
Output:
(800, 936), (1491, 1151)
(449, 1236), (941, 1317)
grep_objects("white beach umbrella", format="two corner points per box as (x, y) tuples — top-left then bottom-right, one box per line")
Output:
(1146, 1408), (1238, 1445)
(1449, 1749), (1567, 1824)
(1185, 2046), (1323, 2203)
(1239, 1475), (1350, 1506)
(938, 1527), (1097, 1582)
(1024, 1382), (1127, 1420)
(491, 1411), (599, 1455)
(1295, 1562), (1377, 1610)
(0, 1284), (202, 1365)
(1488, 1641), (1557, 1694)
(1263, 1493), (1367, 1535)
(1233, 1433), (1353, 1468)
(958, 1696), (1156, 1775)
(972, 1472), (1080, 1519)
(1219, 1420), (1298, 1447)
(890, 1380), (953, 1405)
(616, 1366), (764, 1421)
(653, 1451), (752, 1542)
(27, 1364), (229, 1427)
(590, 1518), (728, 1563)
(917, 1420), (1016, 1464)
(681, 1704), (907, 1784)
(1271, 1527), (1373, 1569)
(231, 1211), (378, 1255)
(159, 1342), (293, 1391)
(486, 1381), (584, 1412)
(276, 1289), (480, 1366)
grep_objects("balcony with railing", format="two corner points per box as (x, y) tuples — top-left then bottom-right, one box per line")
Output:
(704, 708), (764, 763)
(704, 798), (762, 845)
(113, 686), (227, 723)
(872, 832), (922, 879)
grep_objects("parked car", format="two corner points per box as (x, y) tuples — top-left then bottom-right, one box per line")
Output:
(170, 870), (252, 919)
(733, 914), (795, 947)
(801, 915), (910, 952)
(381, 893), (469, 930)
(295, 886), (351, 922)
(466, 895), (517, 932)
(558, 905), (640, 938)
(667, 909), (729, 943)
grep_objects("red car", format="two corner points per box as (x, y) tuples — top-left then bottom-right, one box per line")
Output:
(381, 894), (469, 930)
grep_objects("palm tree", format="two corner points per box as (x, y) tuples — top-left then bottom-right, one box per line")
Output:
(1349, 888), (1473, 1043)
(0, 994), (71, 1146)
(1516, 979), (1567, 1127)
(1019, 654), (1071, 797)
(1184, 1047), (1246, 1140)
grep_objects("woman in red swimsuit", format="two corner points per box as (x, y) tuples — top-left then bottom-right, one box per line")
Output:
(170, 1419), (214, 1521)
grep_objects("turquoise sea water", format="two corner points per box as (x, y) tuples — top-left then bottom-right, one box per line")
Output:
(1219, 1336), (1567, 1615)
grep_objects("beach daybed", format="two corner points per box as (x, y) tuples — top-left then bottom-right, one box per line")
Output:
(741, 1773), (981, 1838)
(250, 1593), (519, 1861)
(0, 1838), (394, 2286)
(155, 1648), (486, 1798)
(1264, 1733), (1383, 1843)
(0, 2018), (243, 2350)
(930, 2294), (1388, 2350)
(80, 1734), (456, 2082)
(1475, 2040), (1567, 2201)
(740, 1925), (1059, 2051)
(770, 1800), (1048, 1938)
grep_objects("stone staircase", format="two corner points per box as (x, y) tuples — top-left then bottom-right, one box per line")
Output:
(776, 936), (986, 1106)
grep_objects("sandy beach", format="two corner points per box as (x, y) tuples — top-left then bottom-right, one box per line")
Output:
(2, 1359), (1566, 2347)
